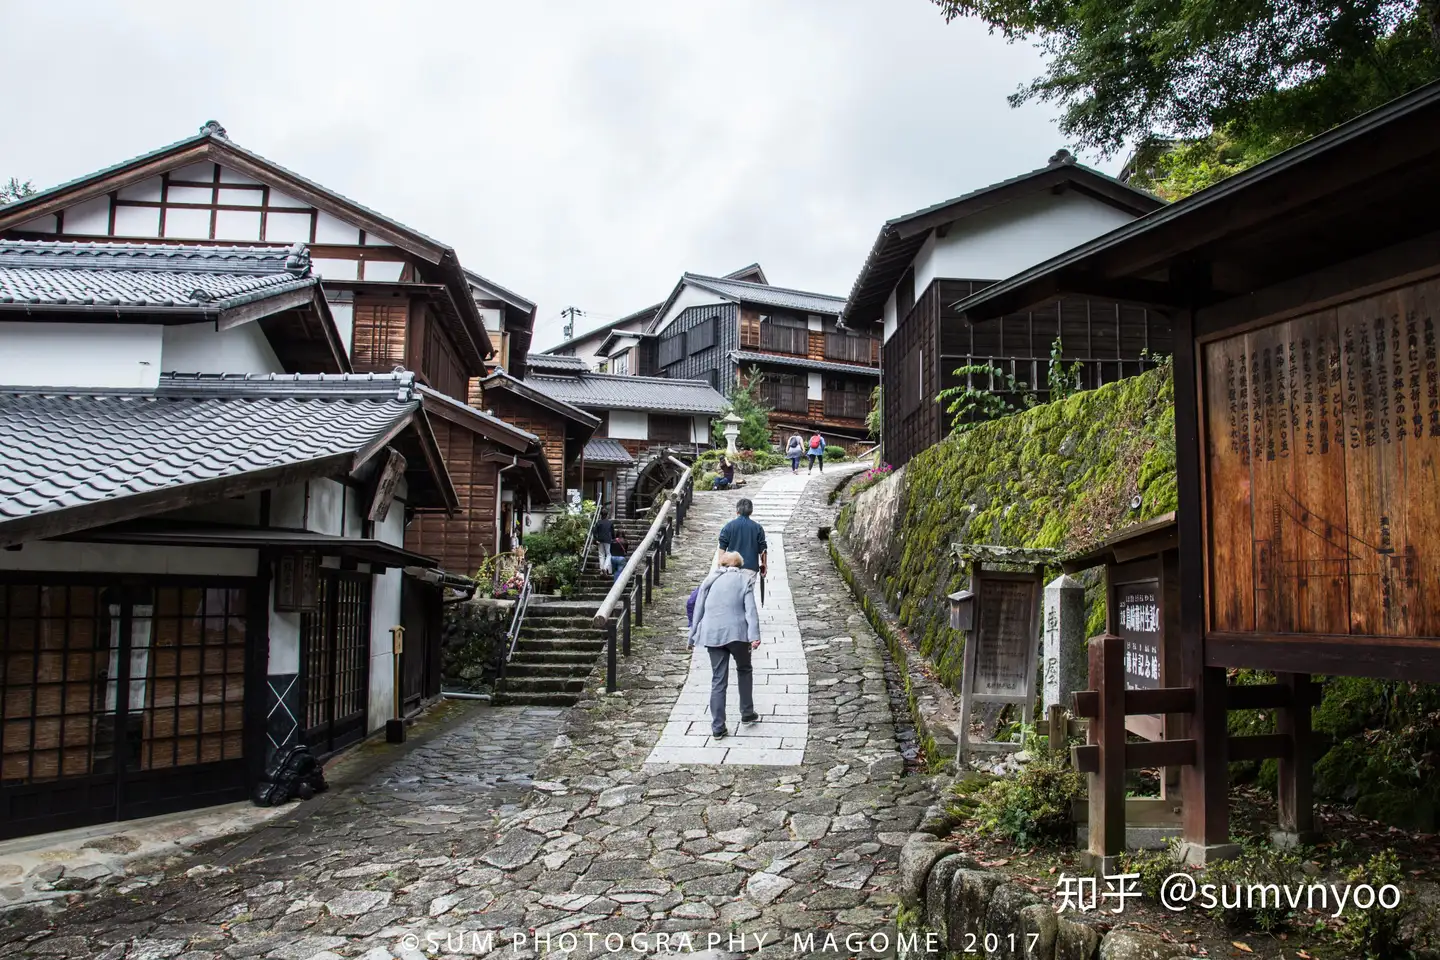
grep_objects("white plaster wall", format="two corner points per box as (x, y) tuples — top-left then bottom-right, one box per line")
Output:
(329, 302), (354, 354)
(118, 179), (163, 202)
(691, 415), (711, 444)
(161, 321), (284, 375)
(306, 479), (347, 537)
(882, 290), (898, 344)
(15, 213), (58, 233)
(271, 483), (308, 528)
(807, 315), (823, 332)
(219, 167), (262, 185)
(313, 212), (361, 245)
(113, 206), (161, 238)
(911, 191), (1137, 294)
(651, 284), (730, 335)
(363, 260), (404, 283)
(366, 489), (407, 733)
(163, 207), (212, 240)
(0, 541), (256, 576)
(213, 209), (263, 241)
(268, 593), (301, 676)
(267, 189), (309, 209)
(265, 212), (312, 243)
(807, 372), (823, 401)
(0, 322), (161, 388)
(607, 410), (649, 441)
(60, 196), (110, 235)
(311, 258), (359, 281)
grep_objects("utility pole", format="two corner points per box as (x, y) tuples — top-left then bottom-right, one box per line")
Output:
(560, 306), (581, 341)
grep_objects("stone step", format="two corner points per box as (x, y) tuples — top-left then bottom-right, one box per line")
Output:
(504, 661), (592, 678)
(509, 650), (599, 665)
(501, 676), (587, 694)
(492, 690), (582, 707)
(519, 625), (605, 639)
(523, 611), (594, 626)
(516, 637), (605, 653)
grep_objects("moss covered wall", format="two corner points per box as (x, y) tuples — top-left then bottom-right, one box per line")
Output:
(840, 365), (1177, 688)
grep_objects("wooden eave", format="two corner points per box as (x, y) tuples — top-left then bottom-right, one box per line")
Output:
(418, 388), (533, 453)
(1061, 513), (1178, 573)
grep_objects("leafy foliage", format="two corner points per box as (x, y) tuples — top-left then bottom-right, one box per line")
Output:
(712, 366), (774, 451)
(1046, 337), (1085, 400)
(966, 746), (1085, 847)
(1201, 842), (1307, 931)
(522, 501), (593, 596)
(932, 0), (1440, 157)
(695, 447), (787, 474)
(1332, 850), (1416, 959)
(0, 178), (35, 205)
(850, 462), (895, 496)
(936, 364), (1037, 433)
(866, 384), (883, 438)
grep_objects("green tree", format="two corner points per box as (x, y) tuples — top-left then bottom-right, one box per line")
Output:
(712, 366), (775, 451)
(932, 0), (1440, 163)
(1, 178), (35, 205)
(865, 385), (883, 439)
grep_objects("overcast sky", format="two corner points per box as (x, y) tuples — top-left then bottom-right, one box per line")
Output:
(2, 1), (1095, 349)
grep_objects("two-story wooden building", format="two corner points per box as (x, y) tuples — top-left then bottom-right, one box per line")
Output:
(840, 151), (1170, 467)
(0, 120), (546, 578)
(0, 240), (458, 839)
(630, 266), (880, 445)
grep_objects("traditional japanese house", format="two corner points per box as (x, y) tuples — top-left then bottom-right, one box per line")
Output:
(0, 120), (541, 578)
(639, 265), (879, 445)
(953, 79), (1440, 860)
(840, 151), (1169, 468)
(0, 240), (459, 839)
(519, 359), (727, 513)
(470, 370), (600, 531)
(543, 304), (660, 373)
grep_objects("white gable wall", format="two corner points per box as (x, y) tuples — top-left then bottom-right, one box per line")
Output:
(161, 321), (284, 375)
(911, 191), (1136, 295)
(0, 322), (161, 388)
(650, 284), (730, 335)
(607, 410), (649, 441)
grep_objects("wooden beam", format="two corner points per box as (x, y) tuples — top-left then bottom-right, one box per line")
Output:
(1206, 632), (1440, 684)
(1276, 673), (1316, 838)
(0, 144), (212, 232)
(217, 285), (316, 330)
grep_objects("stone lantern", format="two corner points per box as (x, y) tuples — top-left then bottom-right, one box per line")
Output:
(720, 412), (743, 454)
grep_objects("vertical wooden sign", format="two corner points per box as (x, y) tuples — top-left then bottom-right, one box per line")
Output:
(957, 564), (1044, 759)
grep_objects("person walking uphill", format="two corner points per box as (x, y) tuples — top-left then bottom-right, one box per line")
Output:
(593, 508), (615, 573)
(717, 497), (767, 585)
(785, 434), (804, 474)
(807, 433), (826, 472)
(689, 551), (761, 738)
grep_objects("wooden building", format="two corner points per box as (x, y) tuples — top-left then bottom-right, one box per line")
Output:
(0, 120), (542, 577)
(840, 151), (1168, 468)
(518, 359), (727, 514)
(955, 80), (1440, 859)
(633, 265), (880, 444)
(545, 303), (662, 374)
(0, 241), (457, 839)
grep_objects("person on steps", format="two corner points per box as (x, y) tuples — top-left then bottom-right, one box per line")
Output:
(688, 551), (761, 739)
(717, 497), (767, 587)
(609, 533), (629, 579)
(593, 508), (615, 572)
(785, 434), (804, 474)
(806, 433), (826, 473)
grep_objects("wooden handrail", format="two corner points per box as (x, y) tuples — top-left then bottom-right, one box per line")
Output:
(593, 460), (692, 629)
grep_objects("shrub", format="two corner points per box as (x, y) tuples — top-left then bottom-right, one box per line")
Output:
(1331, 849), (1418, 960)
(522, 501), (593, 594)
(850, 462), (894, 496)
(534, 554), (581, 597)
(1201, 842), (1306, 933)
(969, 749), (1084, 848)
(1118, 847), (1178, 904)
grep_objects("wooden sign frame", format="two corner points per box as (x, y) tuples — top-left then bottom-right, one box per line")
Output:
(274, 552), (319, 613)
(956, 562), (1044, 760)
(366, 448), (408, 524)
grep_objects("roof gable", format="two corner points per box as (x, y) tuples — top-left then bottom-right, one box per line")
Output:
(840, 153), (1164, 326)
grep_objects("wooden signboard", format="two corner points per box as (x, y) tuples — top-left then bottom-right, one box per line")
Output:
(367, 449), (408, 523)
(1199, 275), (1440, 676)
(1114, 578), (1164, 741)
(274, 552), (319, 613)
(957, 565), (1044, 759)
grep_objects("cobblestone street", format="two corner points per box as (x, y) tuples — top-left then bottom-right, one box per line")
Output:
(0, 467), (936, 960)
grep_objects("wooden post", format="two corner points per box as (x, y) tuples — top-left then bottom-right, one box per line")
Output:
(605, 620), (618, 693)
(386, 626), (406, 744)
(1047, 702), (1066, 759)
(1085, 634), (1126, 871)
(1275, 672), (1316, 845)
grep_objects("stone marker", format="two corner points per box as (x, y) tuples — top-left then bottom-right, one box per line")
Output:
(1042, 574), (1087, 712)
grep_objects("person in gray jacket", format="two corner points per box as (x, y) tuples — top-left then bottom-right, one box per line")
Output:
(688, 551), (761, 739)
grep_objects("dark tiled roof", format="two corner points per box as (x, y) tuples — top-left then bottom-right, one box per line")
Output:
(481, 370), (602, 428)
(680, 274), (845, 317)
(526, 373), (727, 415)
(0, 239), (317, 311)
(0, 372), (424, 545)
(583, 438), (636, 466)
(416, 384), (539, 447)
(525, 354), (590, 374)
(731, 351), (881, 377)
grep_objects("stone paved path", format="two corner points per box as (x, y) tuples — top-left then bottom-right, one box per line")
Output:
(646, 472), (812, 765)
(0, 466), (935, 959)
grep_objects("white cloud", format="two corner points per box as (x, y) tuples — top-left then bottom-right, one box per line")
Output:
(0, 0), (1087, 349)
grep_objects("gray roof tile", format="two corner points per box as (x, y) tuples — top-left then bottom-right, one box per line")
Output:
(583, 438), (636, 465)
(0, 372), (420, 533)
(525, 373), (727, 415)
(731, 351), (881, 377)
(679, 274), (845, 317)
(0, 239), (316, 310)
(525, 354), (590, 373)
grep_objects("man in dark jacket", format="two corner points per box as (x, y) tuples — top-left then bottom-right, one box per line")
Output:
(593, 508), (615, 573)
(717, 498), (767, 585)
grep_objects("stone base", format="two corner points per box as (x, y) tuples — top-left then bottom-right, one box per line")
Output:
(1177, 840), (1243, 867)
(1271, 829), (1322, 850)
(385, 718), (406, 744)
(1076, 825), (1182, 852)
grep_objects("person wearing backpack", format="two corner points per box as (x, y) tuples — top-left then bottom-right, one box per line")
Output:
(807, 433), (826, 473)
(592, 507), (615, 572)
(785, 434), (804, 474)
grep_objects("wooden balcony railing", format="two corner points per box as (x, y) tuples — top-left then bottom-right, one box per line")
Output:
(824, 333), (879, 366)
(823, 391), (870, 420)
(758, 324), (810, 356)
(759, 381), (810, 413)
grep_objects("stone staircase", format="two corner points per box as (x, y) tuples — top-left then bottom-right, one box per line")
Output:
(494, 518), (660, 706)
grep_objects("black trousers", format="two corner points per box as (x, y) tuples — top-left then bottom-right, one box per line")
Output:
(706, 641), (754, 734)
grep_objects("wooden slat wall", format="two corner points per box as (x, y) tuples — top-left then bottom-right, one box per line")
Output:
(479, 390), (568, 496)
(405, 419), (500, 574)
(1201, 276), (1440, 639)
(352, 298), (409, 372)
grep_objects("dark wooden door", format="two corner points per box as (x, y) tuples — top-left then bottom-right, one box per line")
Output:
(301, 571), (371, 757)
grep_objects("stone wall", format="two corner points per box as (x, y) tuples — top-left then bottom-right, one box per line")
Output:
(839, 365), (1177, 689)
(898, 818), (1185, 959)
